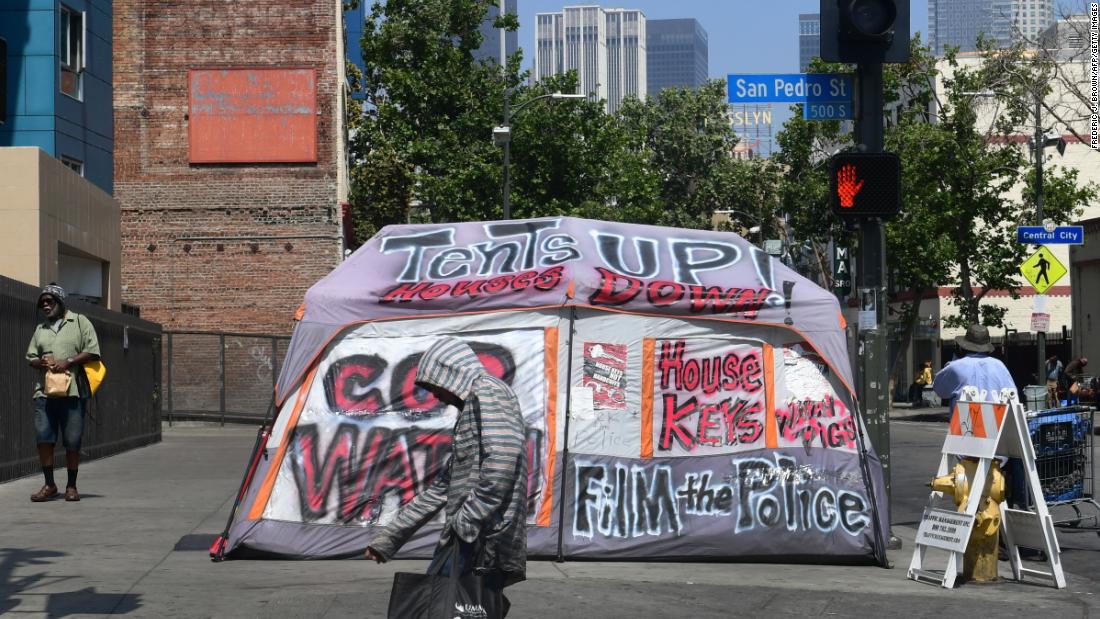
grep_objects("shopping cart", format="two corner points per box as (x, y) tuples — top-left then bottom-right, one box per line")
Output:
(1025, 406), (1100, 536)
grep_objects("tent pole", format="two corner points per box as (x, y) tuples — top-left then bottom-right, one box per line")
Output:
(555, 307), (577, 562)
(841, 395), (890, 567)
(211, 393), (276, 561)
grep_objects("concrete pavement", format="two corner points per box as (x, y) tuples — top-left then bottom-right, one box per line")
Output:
(1, 423), (1098, 618)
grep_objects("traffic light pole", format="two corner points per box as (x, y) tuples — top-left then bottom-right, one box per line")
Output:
(854, 62), (901, 551)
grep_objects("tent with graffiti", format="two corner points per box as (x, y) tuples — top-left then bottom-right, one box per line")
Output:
(215, 216), (888, 564)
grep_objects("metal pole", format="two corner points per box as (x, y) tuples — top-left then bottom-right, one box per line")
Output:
(219, 333), (226, 427)
(167, 332), (173, 427)
(1034, 95), (1047, 388)
(855, 61), (900, 550)
(500, 0), (511, 220)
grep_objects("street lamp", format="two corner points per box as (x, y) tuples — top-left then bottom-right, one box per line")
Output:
(494, 92), (586, 220)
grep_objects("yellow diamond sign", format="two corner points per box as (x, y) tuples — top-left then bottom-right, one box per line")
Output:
(1020, 245), (1066, 294)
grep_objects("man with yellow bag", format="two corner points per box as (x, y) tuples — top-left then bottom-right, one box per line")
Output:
(25, 284), (102, 502)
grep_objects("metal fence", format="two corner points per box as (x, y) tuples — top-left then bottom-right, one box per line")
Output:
(0, 276), (163, 483)
(164, 331), (291, 425)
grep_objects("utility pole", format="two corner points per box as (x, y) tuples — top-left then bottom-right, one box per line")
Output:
(500, 0), (511, 220)
(1033, 95), (1046, 387)
(853, 62), (899, 550)
(821, 0), (909, 555)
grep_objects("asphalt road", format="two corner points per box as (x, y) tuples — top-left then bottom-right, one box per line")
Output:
(0, 420), (1097, 618)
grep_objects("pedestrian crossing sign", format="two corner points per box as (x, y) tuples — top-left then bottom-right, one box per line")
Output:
(1019, 245), (1066, 294)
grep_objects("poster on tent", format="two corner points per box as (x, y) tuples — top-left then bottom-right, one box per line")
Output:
(650, 338), (769, 457)
(563, 337), (874, 558)
(261, 329), (549, 527)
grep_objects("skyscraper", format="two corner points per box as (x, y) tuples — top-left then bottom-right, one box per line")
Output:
(344, 1), (517, 90)
(475, 0), (520, 64)
(799, 13), (820, 72)
(928, 0), (1053, 54)
(534, 5), (646, 113)
(646, 19), (708, 96)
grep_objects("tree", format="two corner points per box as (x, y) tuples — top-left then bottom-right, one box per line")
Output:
(346, 0), (512, 239)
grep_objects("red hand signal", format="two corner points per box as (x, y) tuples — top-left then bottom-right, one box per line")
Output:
(837, 164), (864, 208)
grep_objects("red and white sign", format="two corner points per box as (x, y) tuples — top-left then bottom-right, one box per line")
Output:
(1030, 312), (1050, 332)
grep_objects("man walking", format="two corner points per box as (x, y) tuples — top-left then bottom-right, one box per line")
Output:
(366, 337), (528, 611)
(26, 284), (100, 502)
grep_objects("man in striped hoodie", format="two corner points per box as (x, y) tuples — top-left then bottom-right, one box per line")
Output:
(366, 337), (529, 594)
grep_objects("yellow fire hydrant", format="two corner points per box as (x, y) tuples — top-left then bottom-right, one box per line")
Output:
(929, 458), (1005, 583)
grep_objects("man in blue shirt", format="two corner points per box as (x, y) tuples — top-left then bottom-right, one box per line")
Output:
(933, 324), (1017, 410)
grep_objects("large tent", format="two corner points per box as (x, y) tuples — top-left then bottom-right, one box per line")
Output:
(218, 217), (888, 563)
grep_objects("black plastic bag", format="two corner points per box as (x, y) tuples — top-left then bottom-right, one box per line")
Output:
(386, 543), (505, 619)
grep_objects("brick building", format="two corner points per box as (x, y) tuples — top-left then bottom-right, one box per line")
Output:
(114, 0), (349, 336)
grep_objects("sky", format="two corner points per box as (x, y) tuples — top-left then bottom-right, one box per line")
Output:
(513, 1), (932, 147)
(515, 1), (930, 78)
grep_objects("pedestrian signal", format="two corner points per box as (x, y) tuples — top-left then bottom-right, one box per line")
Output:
(829, 152), (901, 218)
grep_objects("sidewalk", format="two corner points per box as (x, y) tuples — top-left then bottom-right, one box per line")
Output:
(0, 425), (1097, 618)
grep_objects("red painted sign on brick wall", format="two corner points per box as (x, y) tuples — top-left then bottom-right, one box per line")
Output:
(189, 68), (317, 164)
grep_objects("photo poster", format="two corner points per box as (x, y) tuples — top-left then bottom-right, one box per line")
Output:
(262, 329), (551, 528)
(582, 342), (628, 410)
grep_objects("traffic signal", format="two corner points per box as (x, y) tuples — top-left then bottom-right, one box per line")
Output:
(820, 0), (910, 64)
(829, 152), (901, 217)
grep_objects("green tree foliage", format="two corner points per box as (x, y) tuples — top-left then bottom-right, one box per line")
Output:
(344, 1), (755, 245)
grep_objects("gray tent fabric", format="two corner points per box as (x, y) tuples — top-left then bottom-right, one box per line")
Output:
(225, 217), (886, 565)
(276, 217), (853, 405)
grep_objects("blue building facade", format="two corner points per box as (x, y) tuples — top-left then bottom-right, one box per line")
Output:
(0, 0), (113, 194)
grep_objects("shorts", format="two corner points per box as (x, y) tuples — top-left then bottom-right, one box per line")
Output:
(34, 396), (86, 450)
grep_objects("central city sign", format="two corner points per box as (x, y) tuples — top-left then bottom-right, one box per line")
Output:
(1016, 225), (1084, 245)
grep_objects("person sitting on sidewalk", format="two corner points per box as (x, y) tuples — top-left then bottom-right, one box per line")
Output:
(25, 283), (101, 503)
(908, 360), (933, 408)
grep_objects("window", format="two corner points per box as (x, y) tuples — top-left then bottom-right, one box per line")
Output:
(60, 156), (84, 176)
(59, 5), (84, 99)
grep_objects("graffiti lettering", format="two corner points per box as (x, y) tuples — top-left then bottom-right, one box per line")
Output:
(379, 266), (563, 304)
(573, 455), (872, 540)
(659, 394), (764, 451)
(290, 423), (544, 524)
(574, 462), (682, 539)
(775, 397), (857, 451)
(588, 268), (771, 318)
(380, 229), (456, 282)
(657, 341), (763, 394)
(669, 240), (740, 285)
(734, 454), (869, 535)
(591, 232), (660, 279)
(323, 343), (516, 416)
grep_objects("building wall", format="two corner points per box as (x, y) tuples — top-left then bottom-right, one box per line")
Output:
(798, 13), (819, 72)
(475, 0), (518, 65)
(535, 5), (645, 113)
(114, 0), (345, 335)
(0, 147), (121, 309)
(646, 18), (708, 96)
(0, 0), (114, 194)
(929, 0), (1053, 54)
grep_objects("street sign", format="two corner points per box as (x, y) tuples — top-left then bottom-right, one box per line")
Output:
(727, 73), (853, 104)
(1019, 245), (1067, 294)
(1016, 225), (1084, 245)
(1031, 312), (1050, 332)
(829, 152), (902, 217)
(833, 245), (852, 296)
(804, 101), (855, 120)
